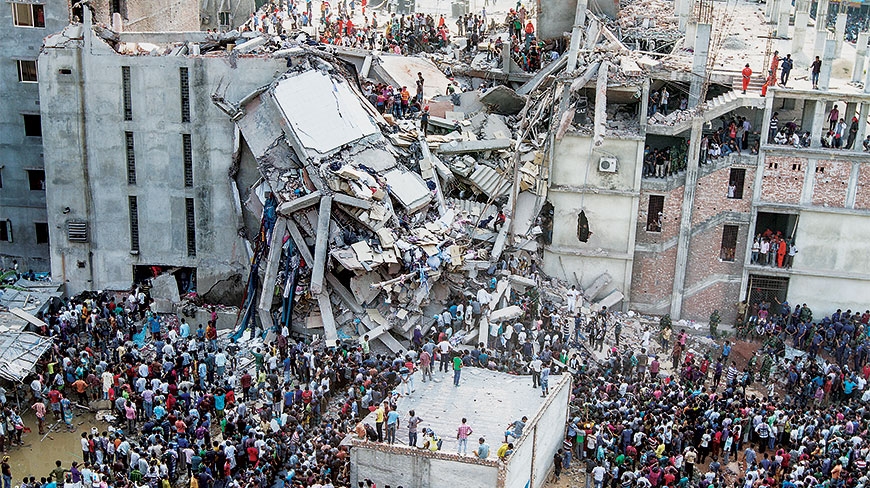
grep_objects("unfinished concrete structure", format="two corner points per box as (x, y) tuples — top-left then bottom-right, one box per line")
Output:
(87, 0), (255, 32)
(31, 0), (870, 334)
(0, 0), (71, 270)
(529, 0), (870, 322)
(38, 12), (287, 298)
(349, 369), (572, 488)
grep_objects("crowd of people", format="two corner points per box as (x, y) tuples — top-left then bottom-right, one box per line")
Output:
(2, 251), (870, 488)
(749, 230), (797, 269)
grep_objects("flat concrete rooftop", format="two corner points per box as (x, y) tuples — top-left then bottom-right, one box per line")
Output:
(365, 368), (562, 454)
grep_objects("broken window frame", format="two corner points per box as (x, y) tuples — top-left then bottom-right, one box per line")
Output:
(12, 3), (45, 28)
(646, 195), (664, 232)
(218, 11), (231, 29)
(16, 59), (38, 83)
(719, 224), (739, 262)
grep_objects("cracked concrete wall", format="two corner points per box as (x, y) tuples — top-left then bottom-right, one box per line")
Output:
(39, 36), (286, 296)
(542, 133), (643, 307)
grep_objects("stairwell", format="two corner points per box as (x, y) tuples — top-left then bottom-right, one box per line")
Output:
(646, 89), (766, 136)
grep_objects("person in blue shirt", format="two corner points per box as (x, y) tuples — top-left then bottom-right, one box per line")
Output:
(474, 437), (490, 459)
(386, 409), (400, 445)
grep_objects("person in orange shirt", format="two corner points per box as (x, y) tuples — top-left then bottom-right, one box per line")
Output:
(761, 70), (775, 97)
(776, 237), (787, 267)
(741, 64), (752, 94)
(400, 86), (410, 118)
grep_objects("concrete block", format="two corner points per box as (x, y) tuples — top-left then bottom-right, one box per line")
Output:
(479, 85), (525, 115)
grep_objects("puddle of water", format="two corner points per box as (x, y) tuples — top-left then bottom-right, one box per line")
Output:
(4, 409), (106, 483)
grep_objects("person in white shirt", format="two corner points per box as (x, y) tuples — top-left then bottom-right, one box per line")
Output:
(438, 339), (452, 373)
(566, 285), (580, 313)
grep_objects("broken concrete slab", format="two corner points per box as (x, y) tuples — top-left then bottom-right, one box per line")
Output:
(349, 272), (382, 305)
(453, 90), (485, 114)
(593, 290), (624, 311)
(316, 292), (338, 346)
(508, 274), (537, 289)
(482, 114), (512, 140)
(277, 191), (321, 214)
(359, 316), (405, 353)
(334, 193), (373, 210)
(583, 273), (612, 301)
(257, 217), (287, 325)
(325, 274), (365, 314)
(491, 218), (512, 261)
(438, 139), (512, 155)
(309, 196), (333, 295)
(150, 273), (180, 304)
(383, 168), (433, 213)
(479, 85), (525, 115)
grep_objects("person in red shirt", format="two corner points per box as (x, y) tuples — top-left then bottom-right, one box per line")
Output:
(246, 445), (259, 467)
(47, 388), (62, 420)
(240, 373), (252, 401)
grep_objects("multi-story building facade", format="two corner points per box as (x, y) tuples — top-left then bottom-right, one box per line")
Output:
(0, 0), (70, 271)
(38, 10), (286, 297)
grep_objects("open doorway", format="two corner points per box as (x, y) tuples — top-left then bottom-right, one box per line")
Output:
(754, 211), (798, 240)
(134, 265), (197, 296)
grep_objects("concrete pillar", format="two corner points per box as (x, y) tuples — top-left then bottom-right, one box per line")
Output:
(855, 102), (870, 146)
(853, 32), (870, 83)
(678, 0), (691, 32)
(777, 0), (791, 39)
(689, 23), (712, 108)
(846, 101), (858, 127)
(792, 0), (810, 59)
(766, 0), (777, 22)
(815, 0), (829, 32)
(834, 13), (848, 57)
(819, 38), (836, 91)
(501, 40), (511, 75)
(760, 94), (776, 145)
(864, 54), (870, 93)
(810, 99), (827, 148)
(814, 0), (829, 56)
(670, 118), (705, 320)
(308, 196), (332, 295)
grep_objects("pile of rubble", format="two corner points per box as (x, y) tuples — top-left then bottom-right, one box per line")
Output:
(172, 3), (662, 351)
(648, 108), (696, 126)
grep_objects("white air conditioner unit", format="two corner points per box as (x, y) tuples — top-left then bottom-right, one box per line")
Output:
(598, 157), (618, 173)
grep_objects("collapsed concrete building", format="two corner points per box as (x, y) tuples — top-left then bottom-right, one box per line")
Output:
(36, 0), (870, 351)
